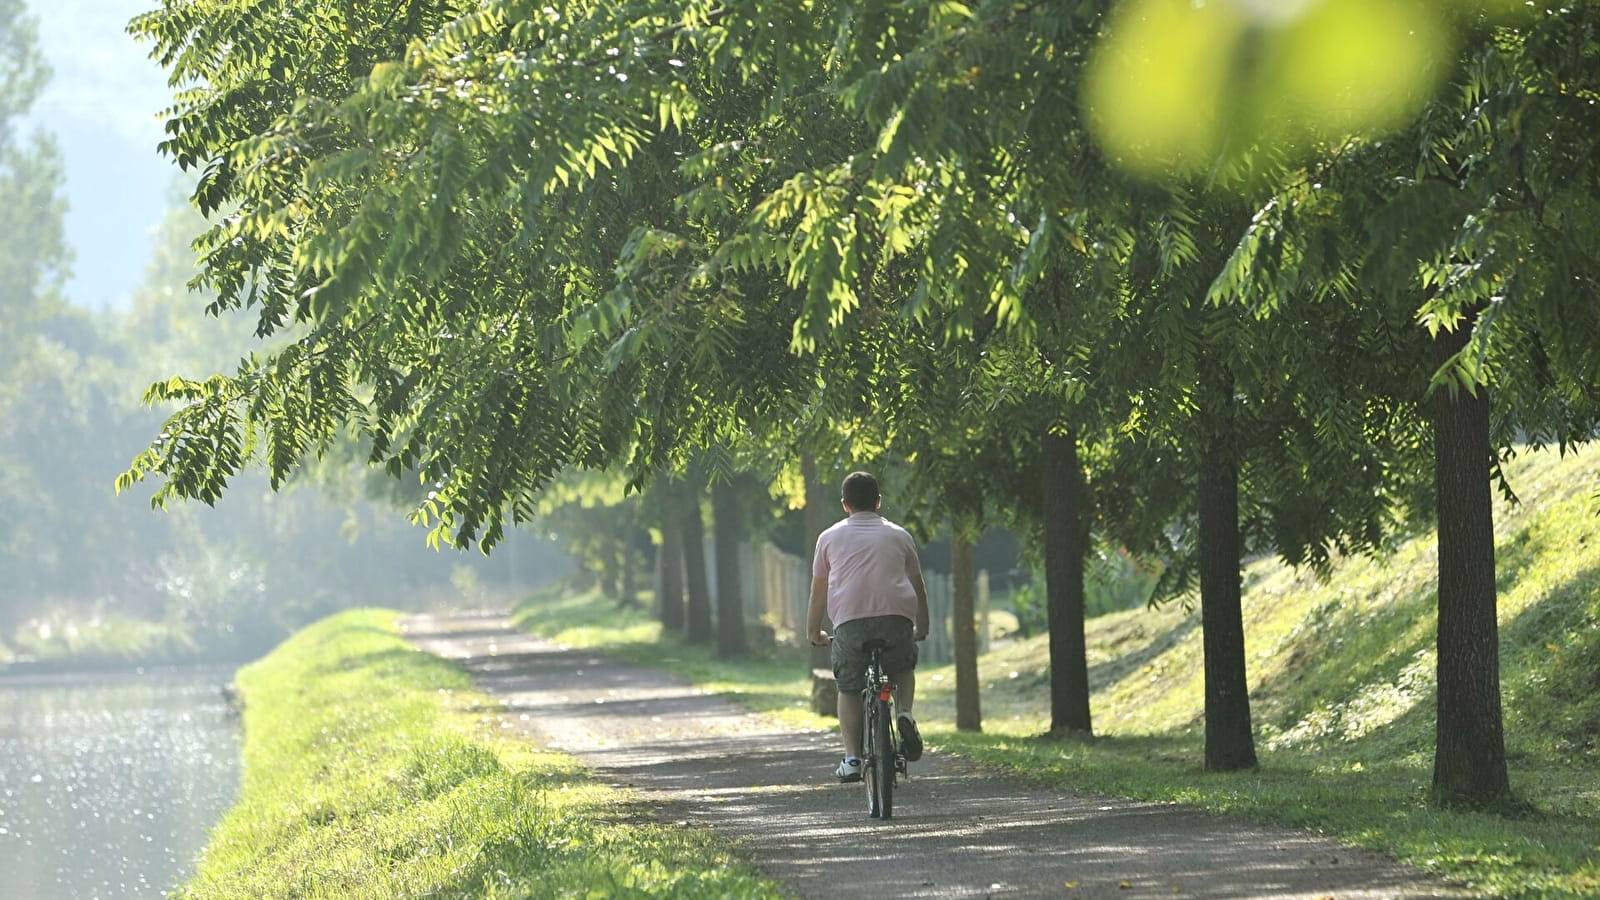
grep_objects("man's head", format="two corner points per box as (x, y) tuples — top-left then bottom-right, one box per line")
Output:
(841, 471), (881, 513)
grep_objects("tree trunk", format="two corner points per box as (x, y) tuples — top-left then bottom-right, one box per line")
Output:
(598, 532), (619, 600)
(803, 455), (836, 716)
(617, 529), (638, 609)
(1042, 426), (1092, 736)
(952, 527), (983, 732)
(623, 523), (653, 610)
(712, 476), (748, 658)
(656, 521), (684, 631)
(1198, 359), (1257, 772)
(681, 470), (713, 643)
(1430, 316), (1511, 808)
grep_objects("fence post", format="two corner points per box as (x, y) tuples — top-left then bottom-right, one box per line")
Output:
(792, 555), (808, 634)
(740, 543), (982, 667)
(924, 572), (951, 665)
(741, 543), (760, 621)
(760, 544), (774, 624)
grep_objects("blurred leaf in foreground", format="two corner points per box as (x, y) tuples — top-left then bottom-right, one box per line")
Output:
(1084, 0), (1524, 179)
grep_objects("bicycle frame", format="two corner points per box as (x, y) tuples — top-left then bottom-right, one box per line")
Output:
(861, 642), (904, 820)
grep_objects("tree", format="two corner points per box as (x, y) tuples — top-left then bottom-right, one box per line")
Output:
(0, 0), (68, 631)
(1040, 426), (1091, 736)
(0, 0), (63, 330)
(679, 464), (713, 643)
(1430, 312), (1508, 804)
(801, 454), (836, 714)
(1210, 4), (1600, 805)
(710, 468), (750, 658)
(1194, 351), (1256, 770)
(654, 479), (686, 632)
(949, 523), (982, 731)
(124, 0), (847, 553)
(123, 0), (1596, 804)
(535, 472), (651, 604)
(1384, 8), (1600, 807)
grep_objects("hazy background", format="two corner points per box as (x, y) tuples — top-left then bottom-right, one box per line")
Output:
(23, 0), (170, 313)
(2, 0), (570, 667)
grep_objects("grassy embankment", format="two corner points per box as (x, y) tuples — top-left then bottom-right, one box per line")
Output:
(175, 608), (786, 899)
(512, 447), (1600, 899)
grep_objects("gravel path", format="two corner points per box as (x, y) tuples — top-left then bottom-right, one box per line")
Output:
(402, 612), (1473, 900)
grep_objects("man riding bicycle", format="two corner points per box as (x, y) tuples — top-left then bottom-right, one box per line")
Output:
(807, 471), (930, 782)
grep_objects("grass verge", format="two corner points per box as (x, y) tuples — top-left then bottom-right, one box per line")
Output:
(511, 447), (1600, 900)
(178, 608), (787, 899)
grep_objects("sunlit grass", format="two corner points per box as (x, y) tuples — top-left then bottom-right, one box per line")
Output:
(513, 447), (1600, 900)
(177, 608), (787, 900)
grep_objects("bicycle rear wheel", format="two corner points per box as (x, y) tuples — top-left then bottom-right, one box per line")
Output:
(865, 695), (894, 819)
(863, 699), (880, 818)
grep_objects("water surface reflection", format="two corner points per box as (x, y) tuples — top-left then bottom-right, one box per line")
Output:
(0, 666), (241, 899)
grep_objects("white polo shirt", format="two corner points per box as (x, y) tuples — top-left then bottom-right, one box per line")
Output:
(813, 511), (923, 627)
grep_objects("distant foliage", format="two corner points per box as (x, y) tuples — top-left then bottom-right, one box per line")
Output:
(1009, 548), (1160, 638)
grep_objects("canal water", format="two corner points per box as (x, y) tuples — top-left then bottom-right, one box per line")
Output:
(0, 666), (242, 899)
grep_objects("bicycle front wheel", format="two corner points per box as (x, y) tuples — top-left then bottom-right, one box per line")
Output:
(865, 696), (894, 820)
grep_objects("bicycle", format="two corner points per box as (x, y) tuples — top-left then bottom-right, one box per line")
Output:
(859, 637), (907, 820)
(815, 631), (914, 820)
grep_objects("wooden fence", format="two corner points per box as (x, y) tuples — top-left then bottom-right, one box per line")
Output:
(730, 542), (987, 665)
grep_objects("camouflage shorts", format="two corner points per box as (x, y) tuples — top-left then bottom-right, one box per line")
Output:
(831, 615), (918, 694)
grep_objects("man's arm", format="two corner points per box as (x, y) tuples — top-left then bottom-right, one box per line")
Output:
(806, 573), (830, 646)
(910, 571), (930, 641)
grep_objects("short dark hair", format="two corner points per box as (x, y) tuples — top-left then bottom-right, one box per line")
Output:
(841, 471), (880, 511)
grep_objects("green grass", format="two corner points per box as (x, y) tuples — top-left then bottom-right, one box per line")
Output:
(178, 608), (788, 899)
(512, 447), (1600, 900)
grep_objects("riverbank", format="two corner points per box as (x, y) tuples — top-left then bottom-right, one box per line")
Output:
(173, 608), (785, 899)
(0, 655), (249, 683)
(0, 614), (258, 674)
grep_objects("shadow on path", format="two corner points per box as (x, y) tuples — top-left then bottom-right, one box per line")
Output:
(404, 612), (1472, 900)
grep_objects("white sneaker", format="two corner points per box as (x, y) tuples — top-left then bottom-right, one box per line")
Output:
(835, 757), (862, 782)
